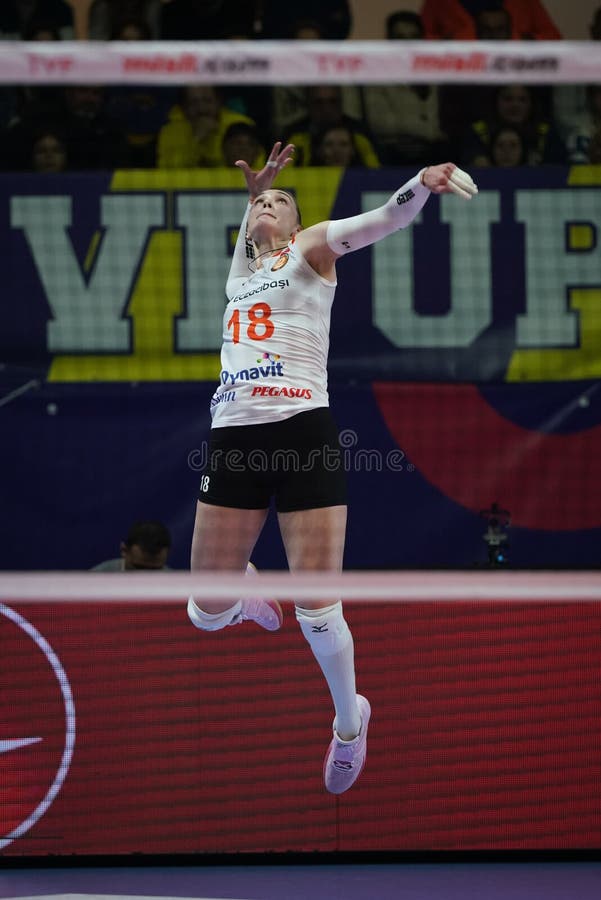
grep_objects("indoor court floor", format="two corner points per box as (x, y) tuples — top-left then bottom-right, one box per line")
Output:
(1, 861), (601, 900)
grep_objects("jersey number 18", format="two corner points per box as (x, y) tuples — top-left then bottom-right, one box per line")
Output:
(227, 302), (274, 344)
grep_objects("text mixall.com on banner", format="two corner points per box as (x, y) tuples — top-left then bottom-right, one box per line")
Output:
(1, 41), (600, 85)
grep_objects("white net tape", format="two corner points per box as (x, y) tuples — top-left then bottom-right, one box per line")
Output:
(0, 40), (600, 85)
(1, 571), (601, 601)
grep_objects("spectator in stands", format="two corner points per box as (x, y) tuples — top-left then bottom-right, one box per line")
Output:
(0, 0), (73, 39)
(473, 4), (512, 38)
(386, 8), (424, 39)
(269, 17), (361, 144)
(0, 2), (22, 39)
(437, 3), (520, 159)
(1, 17), (64, 147)
(471, 124), (527, 166)
(157, 85), (258, 168)
(489, 125), (528, 166)
(0, 89), (17, 134)
(103, 1), (161, 38)
(259, 0), (351, 38)
(66, 0), (160, 40)
(361, 10), (449, 166)
(283, 85), (379, 168)
(104, 15), (174, 168)
(3, 1), (160, 39)
(588, 129), (601, 165)
(286, 18), (324, 40)
(110, 14), (150, 40)
(563, 84), (601, 164)
(222, 122), (266, 169)
(129, 2), (270, 132)
(592, 5), (601, 40)
(219, 23), (274, 141)
(0, 10), (62, 132)
(2, 83), (129, 170)
(22, 0), (148, 41)
(420, 0), (561, 41)
(58, 84), (131, 168)
(159, 0), (350, 40)
(30, 128), (68, 172)
(270, 19), (325, 139)
(553, 6), (601, 149)
(313, 124), (365, 167)
(159, 0), (255, 39)
(462, 84), (566, 166)
(24, 18), (62, 40)
(92, 520), (172, 571)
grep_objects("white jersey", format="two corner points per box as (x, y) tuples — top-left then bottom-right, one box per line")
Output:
(211, 237), (336, 427)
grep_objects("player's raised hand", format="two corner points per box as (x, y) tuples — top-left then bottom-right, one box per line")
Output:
(422, 163), (478, 200)
(235, 141), (295, 201)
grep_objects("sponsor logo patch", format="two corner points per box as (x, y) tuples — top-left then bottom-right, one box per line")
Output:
(250, 385), (312, 399)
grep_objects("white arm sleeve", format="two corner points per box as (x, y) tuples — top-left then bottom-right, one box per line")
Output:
(225, 201), (252, 300)
(326, 172), (430, 256)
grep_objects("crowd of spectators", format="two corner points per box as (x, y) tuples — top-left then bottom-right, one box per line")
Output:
(0, 0), (600, 172)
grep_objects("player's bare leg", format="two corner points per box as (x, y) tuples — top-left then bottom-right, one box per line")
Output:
(188, 502), (282, 631)
(278, 505), (370, 792)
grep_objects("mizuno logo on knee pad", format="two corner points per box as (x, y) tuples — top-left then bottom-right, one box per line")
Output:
(312, 623), (329, 633)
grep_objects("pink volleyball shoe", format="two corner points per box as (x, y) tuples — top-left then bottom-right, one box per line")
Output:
(231, 597), (283, 632)
(323, 695), (371, 794)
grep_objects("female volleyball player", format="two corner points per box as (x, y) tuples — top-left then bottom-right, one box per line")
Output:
(188, 141), (477, 794)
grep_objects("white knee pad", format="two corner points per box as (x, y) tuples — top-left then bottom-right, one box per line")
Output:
(188, 563), (258, 630)
(295, 601), (351, 656)
(187, 597), (241, 631)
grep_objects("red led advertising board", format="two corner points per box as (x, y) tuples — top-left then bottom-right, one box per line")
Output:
(1, 600), (600, 856)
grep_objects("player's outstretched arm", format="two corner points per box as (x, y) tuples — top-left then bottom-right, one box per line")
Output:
(322, 163), (478, 258)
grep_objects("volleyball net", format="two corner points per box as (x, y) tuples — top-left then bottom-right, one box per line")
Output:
(2, 568), (601, 601)
(1, 39), (601, 574)
(1, 39), (600, 85)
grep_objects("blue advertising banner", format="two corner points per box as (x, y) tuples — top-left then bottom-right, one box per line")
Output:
(1, 167), (601, 570)
(1, 166), (600, 382)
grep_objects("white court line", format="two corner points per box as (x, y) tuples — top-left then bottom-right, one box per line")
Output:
(1, 571), (601, 602)
(4, 896), (249, 900)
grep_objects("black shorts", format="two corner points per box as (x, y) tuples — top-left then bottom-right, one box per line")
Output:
(198, 407), (347, 512)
